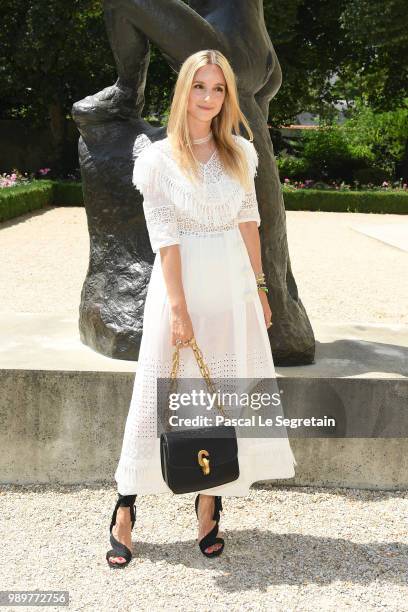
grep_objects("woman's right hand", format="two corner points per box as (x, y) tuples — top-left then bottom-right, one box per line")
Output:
(170, 306), (194, 346)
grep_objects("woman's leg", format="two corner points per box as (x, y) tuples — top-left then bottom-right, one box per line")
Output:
(196, 495), (223, 554)
(109, 492), (138, 565)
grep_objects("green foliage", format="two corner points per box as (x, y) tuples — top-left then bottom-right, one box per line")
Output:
(352, 167), (391, 185)
(2, 179), (407, 223)
(143, 46), (178, 122)
(276, 154), (309, 180)
(264, 0), (352, 125)
(52, 180), (84, 205)
(277, 100), (408, 182)
(283, 188), (408, 214)
(343, 99), (408, 177)
(339, 0), (408, 110)
(0, 179), (83, 222)
(0, 1), (113, 125)
(298, 123), (369, 181)
(0, 180), (53, 221)
(0, 0), (355, 129)
(1, 0), (407, 174)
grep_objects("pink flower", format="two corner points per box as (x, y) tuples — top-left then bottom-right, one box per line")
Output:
(39, 167), (51, 176)
(284, 177), (290, 183)
(382, 181), (388, 187)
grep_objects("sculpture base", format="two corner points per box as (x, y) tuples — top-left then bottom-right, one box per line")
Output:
(1, 314), (407, 490)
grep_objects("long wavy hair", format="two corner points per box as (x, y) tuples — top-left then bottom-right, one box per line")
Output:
(166, 49), (254, 191)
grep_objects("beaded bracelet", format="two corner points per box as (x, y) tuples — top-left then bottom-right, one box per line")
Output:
(255, 271), (268, 293)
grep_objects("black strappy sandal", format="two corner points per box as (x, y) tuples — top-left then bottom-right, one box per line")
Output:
(106, 493), (137, 569)
(194, 494), (225, 558)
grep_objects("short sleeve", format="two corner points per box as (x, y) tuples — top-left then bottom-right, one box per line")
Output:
(236, 137), (261, 228)
(141, 186), (180, 254)
(132, 134), (180, 254)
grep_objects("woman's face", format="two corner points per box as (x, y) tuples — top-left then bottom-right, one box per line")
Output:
(187, 64), (227, 125)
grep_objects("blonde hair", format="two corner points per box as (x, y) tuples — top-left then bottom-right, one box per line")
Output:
(166, 49), (254, 191)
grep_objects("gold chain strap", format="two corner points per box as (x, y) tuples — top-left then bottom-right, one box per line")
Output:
(167, 336), (227, 418)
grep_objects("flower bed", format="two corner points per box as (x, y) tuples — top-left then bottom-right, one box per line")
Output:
(282, 177), (407, 192)
(0, 170), (83, 222)
(1, 170), (407, 223)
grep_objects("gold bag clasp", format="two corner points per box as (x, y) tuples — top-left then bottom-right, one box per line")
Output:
(198, 449), (210, 475)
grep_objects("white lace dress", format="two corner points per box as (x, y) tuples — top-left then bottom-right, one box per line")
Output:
(114, 133), (297, 496)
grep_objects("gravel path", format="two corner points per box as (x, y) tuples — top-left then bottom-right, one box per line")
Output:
(0, 206), (407, 325)
(1, 207), (408, 610)
(1, 483), (407, 611)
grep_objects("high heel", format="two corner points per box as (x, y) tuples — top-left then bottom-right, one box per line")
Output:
(106, 493), (137, 569)
(194, 494), (224, 558)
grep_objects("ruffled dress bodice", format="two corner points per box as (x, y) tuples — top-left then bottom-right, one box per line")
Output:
(132, 133), (261, 253)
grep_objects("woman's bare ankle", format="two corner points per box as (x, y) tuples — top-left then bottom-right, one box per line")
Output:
(116, 506), (132, 523)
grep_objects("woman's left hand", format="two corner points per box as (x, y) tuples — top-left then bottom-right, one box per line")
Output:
(258, 289), (273, 329)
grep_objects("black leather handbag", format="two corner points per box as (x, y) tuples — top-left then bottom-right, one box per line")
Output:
(160, 337), (239, 494)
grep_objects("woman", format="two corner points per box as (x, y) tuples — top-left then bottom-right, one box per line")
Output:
(106, 49), (297, 568)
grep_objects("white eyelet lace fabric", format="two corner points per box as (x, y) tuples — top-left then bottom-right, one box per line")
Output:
(131, 133), (261, 252)
(114, 132), (297, 496)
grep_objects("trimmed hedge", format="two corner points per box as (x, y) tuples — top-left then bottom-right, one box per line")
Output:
(1, 180), (407, 223)
(282, 189), (408, 214)
(52, 180), (84, 206)
(0, 180), (84, 222)
(0, 180), (54, 222)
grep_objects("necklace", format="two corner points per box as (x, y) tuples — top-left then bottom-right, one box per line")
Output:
(192, 131), (213, 145)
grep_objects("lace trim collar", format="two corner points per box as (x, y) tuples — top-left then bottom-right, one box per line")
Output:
(132, 133), (257, 226)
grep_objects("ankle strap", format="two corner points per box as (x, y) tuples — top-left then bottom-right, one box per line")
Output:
(117, 493), (137, 507)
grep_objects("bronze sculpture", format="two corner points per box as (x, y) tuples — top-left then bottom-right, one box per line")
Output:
(72, 0), (315, 365)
